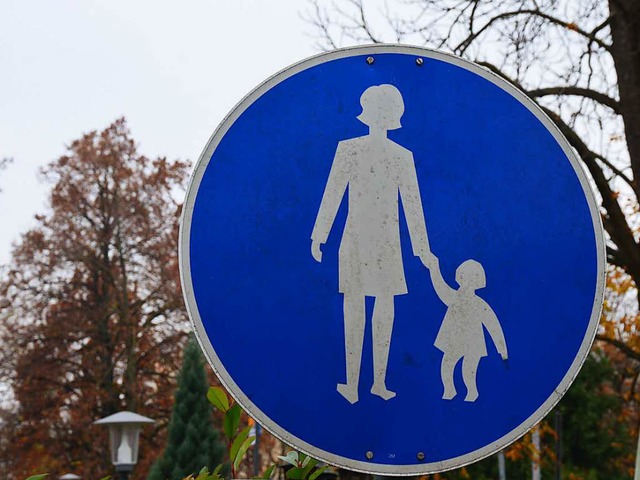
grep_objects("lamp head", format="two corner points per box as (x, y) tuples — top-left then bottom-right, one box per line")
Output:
(94, 411), (154, 468)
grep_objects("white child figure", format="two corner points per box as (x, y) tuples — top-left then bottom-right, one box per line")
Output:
(427, 256), (508, 402)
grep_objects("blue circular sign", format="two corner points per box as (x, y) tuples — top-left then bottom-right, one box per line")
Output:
(180, 45), (604, 474)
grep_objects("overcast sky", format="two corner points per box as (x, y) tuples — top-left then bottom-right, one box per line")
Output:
(0, 0), (324, 264)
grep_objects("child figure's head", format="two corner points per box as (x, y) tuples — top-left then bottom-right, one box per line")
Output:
(455, 259), (486, 290)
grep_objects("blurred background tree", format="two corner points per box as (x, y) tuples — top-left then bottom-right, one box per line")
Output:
(147, 336), (226, 480)
(0, 157), (12, 193)
(0, 117), (283, 480)
(0, 119), (190, 478)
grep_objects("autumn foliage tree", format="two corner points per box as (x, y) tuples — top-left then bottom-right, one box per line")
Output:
(0, 119), (190, 479)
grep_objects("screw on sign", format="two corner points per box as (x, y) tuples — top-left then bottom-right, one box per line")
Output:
(180, 45), (604, 475)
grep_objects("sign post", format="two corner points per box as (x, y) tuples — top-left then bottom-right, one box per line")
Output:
(180, 45), (604, 475)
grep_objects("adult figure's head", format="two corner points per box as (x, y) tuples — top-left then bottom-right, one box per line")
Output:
(357, 84), (405, 131)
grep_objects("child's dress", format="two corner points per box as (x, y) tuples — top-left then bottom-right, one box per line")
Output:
(434, 296), (496, 359)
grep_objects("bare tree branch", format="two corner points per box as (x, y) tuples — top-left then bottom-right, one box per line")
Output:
(455, 8), (611, 55)
(0, 157), (12, 193)
(528, 86), (621, 114)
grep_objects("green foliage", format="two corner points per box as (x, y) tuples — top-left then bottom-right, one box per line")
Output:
(147, 337), (226, 480)
(181, 465), (224, 480)
(206, 386), (261, 478)
(553, 351), (630, 478)
(205, 387), (324, 480)
(224, 404), (242, 440)
(278, 451), (328, 480)
(232, 434), (255, 473)
(260, 464), (277, 479)
(229, 425), (252, 462)
(24, 475), (48, 480)
(207, 387), (229, 412)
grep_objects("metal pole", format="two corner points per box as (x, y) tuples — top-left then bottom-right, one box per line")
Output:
(555, 411), (562, 480)
(115, 465), (132, 480)
(532, 427), (541, 480)
(498, 450), (506, 480)
(634, 421), (640, 480)
(253, 424), (261, 476)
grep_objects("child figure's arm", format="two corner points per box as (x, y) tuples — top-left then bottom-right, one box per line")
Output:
(429, 257), (457, 306)
(482, 306), (508, 360)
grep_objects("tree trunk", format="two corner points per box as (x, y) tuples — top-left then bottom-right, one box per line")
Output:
(608, 0), (640, 293)
(609, 0), (640, 187)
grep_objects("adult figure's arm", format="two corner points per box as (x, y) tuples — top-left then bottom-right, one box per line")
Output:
(429, 258), (456, 306)
(399, 152), (430, 261)
(311, 141), (350, 261)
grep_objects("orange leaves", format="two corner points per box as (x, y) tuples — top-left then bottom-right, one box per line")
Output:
(503, 422), (556, 465)
(565, 22), (579, 31)
(0, 118), (191, 479)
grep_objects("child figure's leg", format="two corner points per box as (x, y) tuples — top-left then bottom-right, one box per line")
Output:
(371, 295), (396, 400)
(337, 293), (365, 404)
(440, 353), (461, 400)
(462, 354), (482, 402)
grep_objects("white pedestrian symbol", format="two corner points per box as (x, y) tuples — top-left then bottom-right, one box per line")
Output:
(311, 84), (507, 404)
(428, 258), (508, 402)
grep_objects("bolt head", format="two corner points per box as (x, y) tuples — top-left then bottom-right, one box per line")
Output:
(416, 57), (424, 66)
(417, 452), (425, 461)
(365, 450), (374, 459)
(366, 56), (375, 65)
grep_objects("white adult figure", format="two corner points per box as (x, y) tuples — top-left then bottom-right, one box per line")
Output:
(311, 84), (433, 404)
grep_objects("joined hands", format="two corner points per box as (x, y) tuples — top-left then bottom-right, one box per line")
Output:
(420, 251), (439, 270)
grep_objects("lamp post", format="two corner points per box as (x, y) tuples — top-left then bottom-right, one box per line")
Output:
(94, 411), (154, 480)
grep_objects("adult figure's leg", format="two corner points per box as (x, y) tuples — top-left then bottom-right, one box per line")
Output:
(462, 354), (482, 402)
(337, 292), (365, 404)
(440, 353), (461, 400)
(371, 295), (397, 400)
